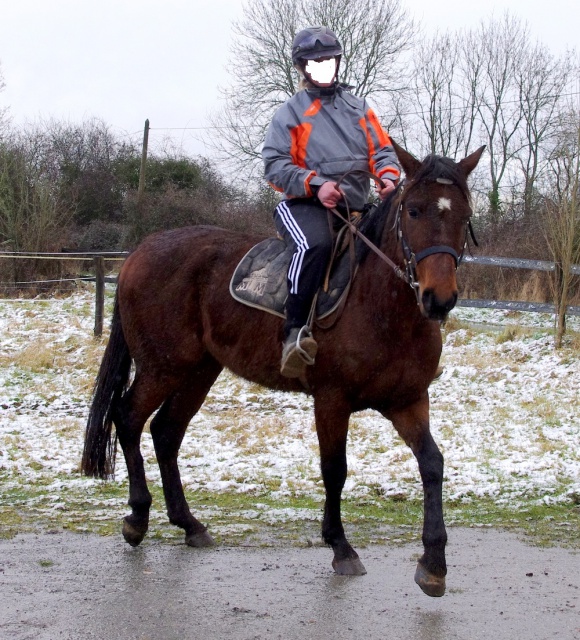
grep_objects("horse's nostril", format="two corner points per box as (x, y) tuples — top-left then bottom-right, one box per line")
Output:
(422, 289), (458, 319)
(422, 289), (435, 309)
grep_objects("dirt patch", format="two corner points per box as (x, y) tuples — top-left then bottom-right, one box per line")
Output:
(0, 528), (578, 639)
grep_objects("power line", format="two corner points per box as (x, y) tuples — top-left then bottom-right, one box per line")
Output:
(144, 90), (580, 133)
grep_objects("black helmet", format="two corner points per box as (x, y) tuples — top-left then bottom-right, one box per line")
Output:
(291, 26), (342, 65)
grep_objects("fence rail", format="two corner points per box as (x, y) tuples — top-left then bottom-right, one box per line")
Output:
(457, 299), (580, 316)
(463, 255), (580, 275)
(1, 251), (579, 334)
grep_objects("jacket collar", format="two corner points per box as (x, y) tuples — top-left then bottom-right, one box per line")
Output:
(305, 82), (354, 98)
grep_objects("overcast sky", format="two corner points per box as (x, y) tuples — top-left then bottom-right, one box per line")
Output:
(0, 0), (578, 158)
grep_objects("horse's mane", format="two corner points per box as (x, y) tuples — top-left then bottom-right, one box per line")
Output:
(356, 188), (398, 263)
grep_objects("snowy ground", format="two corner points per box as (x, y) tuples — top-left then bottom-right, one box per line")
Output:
(0, 287), (579, 537)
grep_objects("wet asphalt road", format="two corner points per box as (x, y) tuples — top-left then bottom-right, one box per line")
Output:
(0, 528), (578, 640)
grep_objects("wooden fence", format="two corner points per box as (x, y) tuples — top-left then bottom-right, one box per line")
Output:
(0, 251), (126, 336)
(0, 251), (579, 336)
(459, 255), (580, 316)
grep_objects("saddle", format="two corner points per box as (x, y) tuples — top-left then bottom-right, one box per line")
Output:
(230, 214), (368, 324)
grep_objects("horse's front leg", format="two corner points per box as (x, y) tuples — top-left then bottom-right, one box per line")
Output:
(386, 397), (447, 596)
(314, 392), (366, 576)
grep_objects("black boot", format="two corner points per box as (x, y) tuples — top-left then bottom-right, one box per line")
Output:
(280, 326), (318, 378)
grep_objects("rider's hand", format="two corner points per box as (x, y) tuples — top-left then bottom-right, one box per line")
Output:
(317, 181), (343, 208)
(377, 179), (396, 201)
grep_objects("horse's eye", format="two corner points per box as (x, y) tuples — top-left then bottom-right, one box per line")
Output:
(407, 208), (419, 219)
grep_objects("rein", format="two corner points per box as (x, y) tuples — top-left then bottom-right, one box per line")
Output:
(332, 169), (474, 301)
(332, 169), (408, 282)
(329, 205), (408, 283)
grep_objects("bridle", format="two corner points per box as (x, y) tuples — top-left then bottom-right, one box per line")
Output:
(394, 178), (478, 301)
(332, 170), (477, 304)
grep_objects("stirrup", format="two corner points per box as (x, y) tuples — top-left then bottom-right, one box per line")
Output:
(295, 326), (316, 365)
(280, 326), (318, 378)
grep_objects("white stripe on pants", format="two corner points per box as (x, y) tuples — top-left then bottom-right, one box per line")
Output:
(276, 201), (310, 295)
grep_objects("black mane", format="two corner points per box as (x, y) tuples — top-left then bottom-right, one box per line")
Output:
(356, 187), (399, 262)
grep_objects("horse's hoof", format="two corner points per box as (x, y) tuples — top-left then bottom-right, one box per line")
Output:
(185, 529), (216, 548)
(332, 556), (367, 576)
(122, 518), (146, 547)
(414, 562), (446, 597)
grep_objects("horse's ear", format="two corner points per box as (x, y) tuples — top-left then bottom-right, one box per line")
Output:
(391, 138), (421, 179)
(458, 146), (486, 177)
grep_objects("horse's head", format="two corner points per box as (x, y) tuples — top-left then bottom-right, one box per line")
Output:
(390, 140), (485, 321)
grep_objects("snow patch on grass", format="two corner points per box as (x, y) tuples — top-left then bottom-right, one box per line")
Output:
(1, 288), (579, 531)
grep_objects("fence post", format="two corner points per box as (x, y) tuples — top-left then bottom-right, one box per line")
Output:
(94, 256), (104, 337)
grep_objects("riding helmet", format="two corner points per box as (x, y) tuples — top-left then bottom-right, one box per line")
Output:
(291, 26), (343, 65)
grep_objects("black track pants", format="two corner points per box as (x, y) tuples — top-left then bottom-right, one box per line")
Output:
(274, 199), (334, 336)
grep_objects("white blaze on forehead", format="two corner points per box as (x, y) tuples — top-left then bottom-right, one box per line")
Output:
(438, 197), (452, 212)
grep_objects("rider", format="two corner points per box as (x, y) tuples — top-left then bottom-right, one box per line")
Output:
(262, 25), (401, 378)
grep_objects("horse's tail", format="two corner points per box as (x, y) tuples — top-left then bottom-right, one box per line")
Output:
(81, 292), (131, 479)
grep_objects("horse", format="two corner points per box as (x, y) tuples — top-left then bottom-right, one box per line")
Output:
(82, 141), (484, 597)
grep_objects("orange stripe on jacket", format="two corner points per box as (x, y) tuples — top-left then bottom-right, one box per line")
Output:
(290, 123), (312, 169)
(378, 166), (401, 180)
(303, 99), (322, 117)
(304, 171), (317, 197)
(268, 181), (284, 193)
(359, 117), (377, 173)
(366, 109), (391, 148)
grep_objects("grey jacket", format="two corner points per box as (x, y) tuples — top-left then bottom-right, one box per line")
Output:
(262, 84), (400, 210)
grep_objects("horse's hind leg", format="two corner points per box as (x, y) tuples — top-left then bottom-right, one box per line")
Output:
(114, 374), (170, 547)
(149, 356), (223, 547)
(386, 399), (447, 597)
(314, 392), (366, 576)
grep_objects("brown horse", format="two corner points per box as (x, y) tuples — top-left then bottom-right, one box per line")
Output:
(82, 141), (484, 597)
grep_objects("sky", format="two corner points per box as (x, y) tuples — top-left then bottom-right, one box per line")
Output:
(0, 0), (578, 159)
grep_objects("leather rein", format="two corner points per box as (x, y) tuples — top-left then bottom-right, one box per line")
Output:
(331, 169), (476, 302)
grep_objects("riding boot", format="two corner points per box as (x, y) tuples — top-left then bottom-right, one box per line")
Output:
(280, 326), (318, 378)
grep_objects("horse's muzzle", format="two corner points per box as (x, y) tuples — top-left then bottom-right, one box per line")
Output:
(420, 288), (458, 321)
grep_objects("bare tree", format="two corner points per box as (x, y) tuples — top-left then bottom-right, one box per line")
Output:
(466, 14), (528, 224)
(543, 102), (580, 347)
(404, 12), (577, 263)
(0, 61), (10, 137)
(515, 45), (576, 218)
(16, 117), (130, 225)
(410, 31), (479, 158)
(206, 0), (416, 179)
(0, 142), (74, 287)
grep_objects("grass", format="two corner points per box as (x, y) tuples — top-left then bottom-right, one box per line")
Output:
(0, 470), (579, 548)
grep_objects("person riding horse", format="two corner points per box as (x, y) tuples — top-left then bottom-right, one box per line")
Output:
(262, 26), (401, 378)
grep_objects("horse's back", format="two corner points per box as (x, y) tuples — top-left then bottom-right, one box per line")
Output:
(117, 225), (267, 371)
(123, 225), (260, 276)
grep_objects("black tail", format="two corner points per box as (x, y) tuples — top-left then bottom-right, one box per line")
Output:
(81, 292), (131, 478)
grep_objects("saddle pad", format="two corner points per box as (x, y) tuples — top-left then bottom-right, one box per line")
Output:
(230, 237), (353, 320)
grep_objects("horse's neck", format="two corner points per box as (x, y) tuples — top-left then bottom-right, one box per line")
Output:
(358, 223), (419, 322)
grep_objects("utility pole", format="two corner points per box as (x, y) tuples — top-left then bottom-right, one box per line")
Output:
(136, 118), (149, 240)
